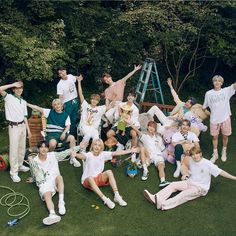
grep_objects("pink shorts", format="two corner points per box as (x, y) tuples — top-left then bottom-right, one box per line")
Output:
(83, 173), (110, 190)
(210, 117), (232, 136)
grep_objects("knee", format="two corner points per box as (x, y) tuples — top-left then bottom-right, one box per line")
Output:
(212, 135), (218, 141)
(105, 169), (113, 177)
(130, 130), (137, 138)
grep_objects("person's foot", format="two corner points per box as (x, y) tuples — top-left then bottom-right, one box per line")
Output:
(58, 201), (66, 215)
(173, 166), (181, 178)
(210, 152), (218, 163)
(43, 214), (61, 226)
(131, 153), (136, 163)
(221, 148), (227, 162)
(70, 157), (81, 167)
(11, 174), (21, 183)
(141, 170), (149, 181)
(159, 181), (170, 188)
(143, 190), (155, 204)
(103, 197), (115, 209)
(18, 165), (30, 172)
(114, 195), (127, 207)
(155, 195), (162, 210)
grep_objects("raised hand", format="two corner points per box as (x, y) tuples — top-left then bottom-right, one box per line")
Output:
(76, 74), (83, 82)
(167, 78), (172, 87)
(12, 81), (23, 88)
(134, 64), (142, 71)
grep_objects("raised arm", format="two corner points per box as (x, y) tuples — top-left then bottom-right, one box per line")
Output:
(77, 75), (84, 103)
(233, 82), (236, 90)
(167, 78), (182, 105)
(0, 81), (23, 97)
(112, 146), (138, 157)
(27, 103), (44, 114)
(121, 64), (142, 83)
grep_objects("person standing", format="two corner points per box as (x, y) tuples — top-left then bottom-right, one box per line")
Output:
(203, 75), (236, 163)
(0, 81), (31, 182)
(57, 67), (80, 137)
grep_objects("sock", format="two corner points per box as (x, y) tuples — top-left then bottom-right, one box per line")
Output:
(114, 191), (120, 198)
(49, 209), (55, 215)
(176, 161), (181, 169)
(59, 193), (64, 202)
(143, 164), (148, 173)
(101, 195), (107, 202)
(222, 147), (227, 151)
(160, 177), (165, 182)
(213, 149), (218, 153)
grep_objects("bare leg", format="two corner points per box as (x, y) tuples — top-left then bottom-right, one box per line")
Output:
(130, 129), (138, 147)
(222, 135), (228, 148)
(212, 135), (218, 150)
(157, 163), (165, 179)
(44, 192), (54, 212)
(55, 175), (64, 194)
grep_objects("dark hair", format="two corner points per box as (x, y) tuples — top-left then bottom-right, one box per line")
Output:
(57, 67), (67, 71)
(188, 97), (197, 106)
(101, 72), (111, 82)
(181, 119), (191, 127)
(37, 140), (50, 149)
(126, 89), (136, 97)
(147, 121), (157, 131)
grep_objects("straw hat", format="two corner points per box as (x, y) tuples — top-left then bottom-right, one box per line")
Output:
(121, 104), (132, 112)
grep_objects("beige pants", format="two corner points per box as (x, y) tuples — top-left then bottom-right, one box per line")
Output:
(9, 123), (26, 175)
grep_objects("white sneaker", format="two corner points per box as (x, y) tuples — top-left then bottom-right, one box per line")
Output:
(114, 195), (127, 207)
(210, 152), (218, 163)
(155, 195), (162, 210)
(221, 149), (227, 162)
(43, 214), (61, 226)
(173, 166), (181, 178)
(104, 197), (115, 209)
(18, 165), (30, 172)
(141, 170), (149, 181)
(70, 157), (81, 167)
(116, 143), (124, 151)
(58, 201), (66, 215)
(11, 174), (21, 183)
(143, 190), (155, 204)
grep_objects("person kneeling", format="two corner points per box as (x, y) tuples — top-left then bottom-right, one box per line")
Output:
(73, 139), (138, 209)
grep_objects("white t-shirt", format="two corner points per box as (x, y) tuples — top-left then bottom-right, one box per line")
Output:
(81, 151), (113, 184)
(57, 74), (78, 103)
(4, 94), (27, 122)
(189, 158), (222, 194)
(139, 133), (165, 155)
(203, 85), (235, 124)
(115, 102), (140, 128)
(43, 109), (71, 126)
(80, 100), (106, 129)
(33, 152), (60, 187)
(172, 131), (199, 143)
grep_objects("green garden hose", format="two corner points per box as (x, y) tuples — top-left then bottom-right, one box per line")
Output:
(0, 185), (30, 226)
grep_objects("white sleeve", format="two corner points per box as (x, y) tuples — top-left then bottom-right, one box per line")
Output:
(3, 93), (10, 102)
(191, 132), (199, 142)
(226, 84), (236, 98)
(209, 162), (222, 177)
(102, 151), (113, 161)
(57, 83), (63, 95)
(24, 102), (28, 117)
(202, 92), (208, 109)
(69, 74), (76, 83)
(43, 109), (51, 118)
(81, 100), (88, 110)
(172, 133), (180, 143)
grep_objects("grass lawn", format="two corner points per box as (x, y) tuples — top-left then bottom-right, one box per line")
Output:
(1, 109), (236, 236)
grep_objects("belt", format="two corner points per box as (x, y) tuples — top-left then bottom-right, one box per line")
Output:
(8, 120), (25, 126)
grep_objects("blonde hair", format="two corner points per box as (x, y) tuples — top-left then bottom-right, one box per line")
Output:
(52, 98), (63, 108)
(90, 94), (101, 102)
(90, 139), (104, 153)
(212, 75), (224, 83)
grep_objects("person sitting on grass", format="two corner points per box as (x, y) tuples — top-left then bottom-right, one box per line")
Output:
(77, 75), (109, 143)
(27, 141), (83, 225)
(72, 139), (138, 209)
(27, 99), (80, 168)
(128, 120), (170, 188)
(172, 119), (199, 178)
(143, 146), (236, 211)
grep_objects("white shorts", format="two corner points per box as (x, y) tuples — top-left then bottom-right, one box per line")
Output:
(39, 178), (57, 201)
(146, 153), (165, 166)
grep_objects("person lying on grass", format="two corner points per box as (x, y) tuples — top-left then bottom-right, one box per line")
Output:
(72, 138), (138, 209)
(143, 146), (236, 211)
(128, 120), (170, 188)
(26, 141), (83, 225)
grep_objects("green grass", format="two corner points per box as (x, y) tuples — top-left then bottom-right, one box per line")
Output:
(1, 109), (236, 236)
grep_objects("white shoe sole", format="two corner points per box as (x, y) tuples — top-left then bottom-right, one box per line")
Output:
(43, 215), (61, 225)
(143, 190), (155, 204)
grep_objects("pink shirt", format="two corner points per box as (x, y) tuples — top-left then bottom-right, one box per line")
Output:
(104, 79), (126, 102)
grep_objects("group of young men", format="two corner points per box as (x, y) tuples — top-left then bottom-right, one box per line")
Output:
(0, 65), (235, 225)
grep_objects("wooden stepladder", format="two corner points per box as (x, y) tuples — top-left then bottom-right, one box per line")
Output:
(135, 58), (165, 105)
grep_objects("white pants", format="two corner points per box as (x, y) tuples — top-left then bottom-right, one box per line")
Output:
(80, 125), (99, 142)
(9, 123), (26, 175)
(147, 106), (174, 134)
